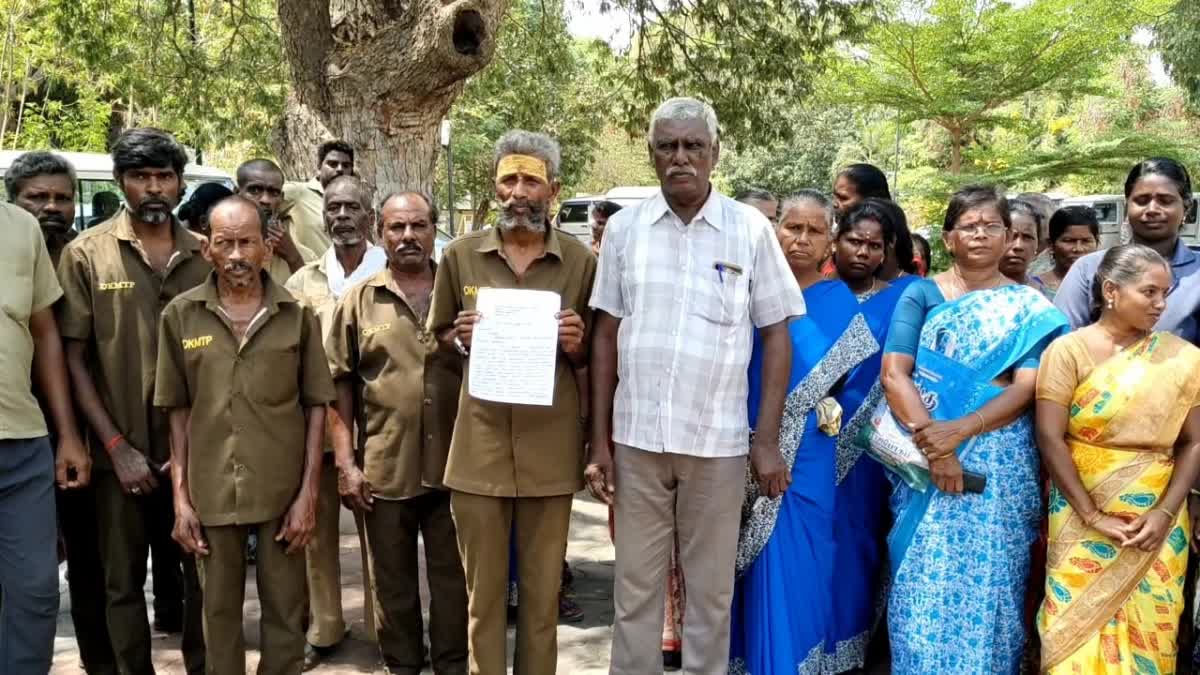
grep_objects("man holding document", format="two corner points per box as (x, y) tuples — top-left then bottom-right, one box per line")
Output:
(429, 129), (596, 675)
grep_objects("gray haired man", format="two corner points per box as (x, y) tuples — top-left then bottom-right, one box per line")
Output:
(588, 97), (805, 673)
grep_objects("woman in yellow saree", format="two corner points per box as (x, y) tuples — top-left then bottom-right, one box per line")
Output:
(1036, 244), (1200, 674)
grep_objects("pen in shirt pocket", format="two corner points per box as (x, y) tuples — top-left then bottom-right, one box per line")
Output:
(714, 261), (743, 283)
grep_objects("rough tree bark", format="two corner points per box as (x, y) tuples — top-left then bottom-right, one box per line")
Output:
(273, 0), (509, 197)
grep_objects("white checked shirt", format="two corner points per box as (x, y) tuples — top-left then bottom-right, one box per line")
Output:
(589, 189), (805, 458)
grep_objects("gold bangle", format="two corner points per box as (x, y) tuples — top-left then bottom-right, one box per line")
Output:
(972, 411), (986, 435)
(1154, 506), (1179, 520)
(1081, 509), (1102, 526)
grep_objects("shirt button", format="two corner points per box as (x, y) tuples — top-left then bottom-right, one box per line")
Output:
(423, 398), (432, 406)
(232, 425), (243, 434)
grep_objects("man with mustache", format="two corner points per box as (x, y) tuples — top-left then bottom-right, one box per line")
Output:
(155, 195), (335, 674)
(282, 140), (356, 256)
(285, 174), (387, 668)
(5, 151), (113, 673)
(236, 158), (316, 285)
(430, 130), (596, 675)
(588, 97), (804, 674)
(327, 191), (468, 674)
(57, 127), (210, 675)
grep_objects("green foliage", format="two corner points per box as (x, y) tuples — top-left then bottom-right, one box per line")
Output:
(573, 125), (658, 196)
(719, 106), (853, 198)
(833, 0), (1168, 173)
(603, 0), (877, 148)
(1157, 1), (1200, 109)
(439, 0), (609, 227)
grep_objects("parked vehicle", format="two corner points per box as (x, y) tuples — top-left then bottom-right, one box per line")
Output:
(1059, 193), (1200, 248)
(555, 185), (659, 245)
(0, 150), (234, 231)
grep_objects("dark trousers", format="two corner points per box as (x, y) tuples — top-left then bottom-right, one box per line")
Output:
(0, 436), (59, 675)
(58, 482), (117, 674)
(150, 509), (185, 629)
(197, 518), (307, 675)
(364, 491), (468, 675)
(94, 469), (205, 674)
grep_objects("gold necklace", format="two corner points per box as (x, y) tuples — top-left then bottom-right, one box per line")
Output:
(949, 265), (1004, 297)
(1096, 322), (1147, 352)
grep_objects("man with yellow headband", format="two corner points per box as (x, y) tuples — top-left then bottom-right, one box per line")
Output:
(430, 130), (596, 675)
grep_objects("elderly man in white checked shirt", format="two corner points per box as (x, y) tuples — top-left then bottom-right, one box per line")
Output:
(587, 97), (805, 673)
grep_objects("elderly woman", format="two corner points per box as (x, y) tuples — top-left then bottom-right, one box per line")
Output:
(731, 190), (880, 675)
(880, 185), (1068, 672)
(1036, 245), (1200, 673)
(1030, 206), (1100, 299)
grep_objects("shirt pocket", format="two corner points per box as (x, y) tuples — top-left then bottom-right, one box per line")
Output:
(250, 346), (301, 406)
(690, 273), (750, 326)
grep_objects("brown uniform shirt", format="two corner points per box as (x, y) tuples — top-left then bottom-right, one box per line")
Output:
(428, 226), (596, 497)
(326, 267), (461, 500)
(153, 272), (336, 526)
(56, 209), (211, 466)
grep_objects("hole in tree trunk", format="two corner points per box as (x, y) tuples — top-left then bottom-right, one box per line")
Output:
(453, 10), (485, 56)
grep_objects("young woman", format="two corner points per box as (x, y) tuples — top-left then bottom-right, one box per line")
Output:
(1000, 198), (1045, 293)
(1036, 245), (1200, 673)
(1031, 206), (1100, 299)
(829, 164), (917, 282)
(880, 185), (1068, 672)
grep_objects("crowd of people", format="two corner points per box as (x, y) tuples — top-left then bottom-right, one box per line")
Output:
(1, 93), (1200, 675)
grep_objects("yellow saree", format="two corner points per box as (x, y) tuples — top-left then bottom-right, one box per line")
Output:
(1037, 332), (1200, 674)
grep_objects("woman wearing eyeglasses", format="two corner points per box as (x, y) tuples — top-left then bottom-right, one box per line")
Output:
(878, 185), (1068, 672)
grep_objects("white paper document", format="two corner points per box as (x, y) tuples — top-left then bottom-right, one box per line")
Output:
(468, 288), (561, 406)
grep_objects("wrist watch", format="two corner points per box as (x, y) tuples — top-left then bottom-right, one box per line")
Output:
(454, 335), (470, 357)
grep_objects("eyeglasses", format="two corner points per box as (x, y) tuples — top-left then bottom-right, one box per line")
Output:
(954, 223), (1007, 237)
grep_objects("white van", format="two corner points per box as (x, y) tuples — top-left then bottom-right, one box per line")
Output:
(554, 185), (659, 246)
(0, 150), (234, 231)
(1059, 193), (1200, 248)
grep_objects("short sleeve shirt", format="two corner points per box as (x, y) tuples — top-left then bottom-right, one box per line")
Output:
(326, 268), (461, 499)
(428, 226), (597, 497)
(56, 209), (212, 465)
(282, 179), (331, 256)
(154, 272), (336, 526)
(0, 203), (64, 439)
(588, 189), (806, 458)
(266, 239), (317, 287)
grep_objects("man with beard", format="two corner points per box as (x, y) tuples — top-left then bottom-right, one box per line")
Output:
(155, 196), (335, 674)
(236, 158), (316, 284)
(5, 151), (114, 674)
(58, 128), (209, 675)
(327, 191), (468, 674)
(285, 174), (387, 668)
(283, 140), (356, 256)
(588, 98), (803, 674)
(430, 130), (596, 675)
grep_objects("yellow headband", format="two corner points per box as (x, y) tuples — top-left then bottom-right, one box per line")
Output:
(496, 154), (549, 184)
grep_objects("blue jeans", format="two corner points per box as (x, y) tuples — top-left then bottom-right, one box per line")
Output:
(0, 436), (59, 674)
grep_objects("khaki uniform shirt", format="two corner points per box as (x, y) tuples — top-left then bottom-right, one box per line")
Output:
(428, 226), (597, 497)
(57, 209), (211, 466)
(0, 203), (63, 439)
(282, 179), (331, 256)
(154, 272), (336, 526)
(326, 267), (461, 499)
(266, 239), (317, 287)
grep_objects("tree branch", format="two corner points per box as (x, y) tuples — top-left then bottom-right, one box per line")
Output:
(277, 0), (333, 110)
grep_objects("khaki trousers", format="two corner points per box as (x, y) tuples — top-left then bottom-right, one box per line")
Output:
(197, 517), (307, 675)
(364, 491), (468, 675)
(450, 491), (573, 675)
(609, 445), (746, 675)
(305, 458), (346, 647)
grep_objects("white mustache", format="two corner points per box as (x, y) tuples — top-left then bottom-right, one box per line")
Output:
(667, 167), (697, 178)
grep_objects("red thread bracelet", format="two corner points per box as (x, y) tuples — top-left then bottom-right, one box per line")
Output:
(105, 434), (125, 451)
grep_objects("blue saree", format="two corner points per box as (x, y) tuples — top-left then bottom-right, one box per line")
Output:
(730, 280), (880, 675)
(883, 281), (1067, 674)
(822, 276), (911, 673)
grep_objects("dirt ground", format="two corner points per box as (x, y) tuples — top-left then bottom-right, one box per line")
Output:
(50, 494), (617, 674)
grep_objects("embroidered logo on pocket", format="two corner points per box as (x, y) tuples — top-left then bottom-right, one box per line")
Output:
(98, 281), (136, 291)
(182, 335), (214, 350)
(362, 323), (391, 337)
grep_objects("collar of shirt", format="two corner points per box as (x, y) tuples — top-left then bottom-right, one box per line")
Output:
(193, 270), (297, 342)
(319, 244), (389, 298)
(477, 223), (565, 260)
(364, 262), (437, 309)
(644, 187), (725, 230)
(1168, 238), (1200, 271)
(305, 176), (324, 196)
(110, 207), (203, 267)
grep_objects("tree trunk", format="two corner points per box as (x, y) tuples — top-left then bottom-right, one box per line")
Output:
(273, 0), (509, 197)
(948, 126), (964, 174)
